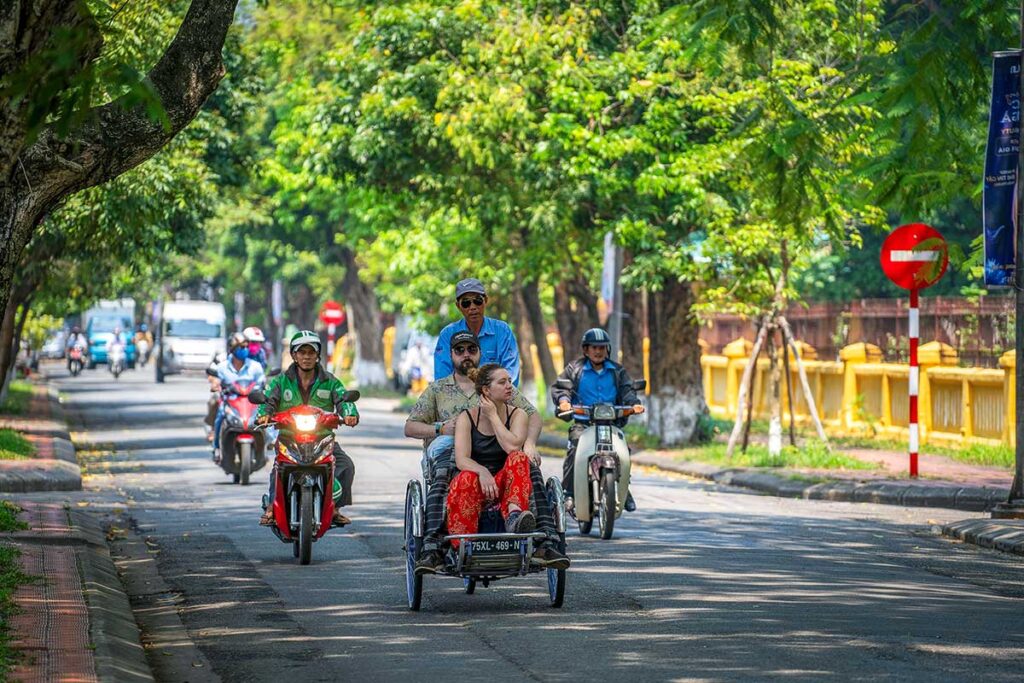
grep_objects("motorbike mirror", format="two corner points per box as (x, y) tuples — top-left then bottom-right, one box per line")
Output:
(632, 379), (647, 391)
(555, 378), (572, 390)
(248, 389), (267, 405)
(205, 367), (218, 378)
(267, 367), (282, 378)
(340, 390), (360, 403)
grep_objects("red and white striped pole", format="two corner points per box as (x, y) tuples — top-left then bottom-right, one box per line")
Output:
(908, 288), (919, 478)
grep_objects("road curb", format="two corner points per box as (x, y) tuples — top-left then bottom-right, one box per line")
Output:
(942, 518), (1024, 557)
(69, 510), (154, 682)
(630, 453), (1009, 513)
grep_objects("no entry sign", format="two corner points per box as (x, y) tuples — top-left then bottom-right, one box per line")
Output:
(880, 223), (949, 291)
(319, 300), (345, 326)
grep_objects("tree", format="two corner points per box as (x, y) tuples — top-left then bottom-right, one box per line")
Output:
(0, 0), (240, 388)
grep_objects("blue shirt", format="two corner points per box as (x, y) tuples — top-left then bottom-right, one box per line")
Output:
(574, 360), (617, 421)
(434, 317), (520, 386)
(215, 357), (265, 389)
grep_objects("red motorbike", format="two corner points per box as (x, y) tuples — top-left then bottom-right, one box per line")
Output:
(249, 390), (359, 565)
(67, 346), (85, 377)
(215, 378), (267, 485)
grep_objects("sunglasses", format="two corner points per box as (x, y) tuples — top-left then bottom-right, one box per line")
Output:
(458, 297), (485, 309)
(453, 345), (479, 355)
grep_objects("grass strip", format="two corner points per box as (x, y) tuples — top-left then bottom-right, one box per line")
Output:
(0, 430), (33, 461)
(671, 442), (879, 471)
(0, 502), (33, 678)
(0, 382), (32, 416)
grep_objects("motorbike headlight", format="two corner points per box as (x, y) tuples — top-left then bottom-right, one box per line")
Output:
(294, 414), (317, 432)
(593, 404), (616, 421)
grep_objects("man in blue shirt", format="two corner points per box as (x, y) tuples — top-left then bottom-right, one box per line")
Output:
(551, 328), (644, 511)
(433, 278), (521, 386)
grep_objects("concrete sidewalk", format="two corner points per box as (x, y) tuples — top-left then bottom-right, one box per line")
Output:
(0, 384), (81, 492)
(2, 501), (151, 682)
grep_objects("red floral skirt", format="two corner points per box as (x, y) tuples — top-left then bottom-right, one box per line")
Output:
(446, 450), (532, 546)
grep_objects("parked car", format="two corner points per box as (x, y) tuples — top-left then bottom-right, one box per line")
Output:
(40, 330), (67, 360)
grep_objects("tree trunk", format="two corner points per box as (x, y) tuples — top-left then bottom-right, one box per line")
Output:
(782, 328), (797, 447)
(619, 286), (646, 379)
(338, 246), (386, 387)
(0, 280), (36, 392)
(521, 279), (558, 389)
(511, 289), (540, 408)
(727, 318), (768, 458)
(646, 278), (707, 445)
(0, 0), (240, 342)
(553, 277), (599, 365)
(780, 315), (830, 448)
(766, 327), (782, 460)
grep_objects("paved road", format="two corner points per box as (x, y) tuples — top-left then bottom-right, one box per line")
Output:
(46, 366), (1024, 681)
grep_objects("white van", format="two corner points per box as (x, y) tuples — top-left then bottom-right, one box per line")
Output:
(158, 300), (226, 376)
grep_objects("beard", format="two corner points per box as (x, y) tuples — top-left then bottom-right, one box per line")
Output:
(455, 358), (478, 376)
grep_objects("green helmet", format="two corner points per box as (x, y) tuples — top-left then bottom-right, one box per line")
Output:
(289, 330), (322, 356)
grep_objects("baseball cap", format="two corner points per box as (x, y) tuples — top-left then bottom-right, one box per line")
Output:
(450, 331), (480, 349)
(454, 278), (486, 299)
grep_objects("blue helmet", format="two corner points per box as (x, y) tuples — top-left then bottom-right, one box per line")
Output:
(581, 328), (611, 348)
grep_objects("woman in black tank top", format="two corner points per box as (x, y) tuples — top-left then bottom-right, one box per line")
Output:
(447, 364), (537, 542)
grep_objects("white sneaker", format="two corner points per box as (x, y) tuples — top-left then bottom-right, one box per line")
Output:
(212, 449), (221, 465)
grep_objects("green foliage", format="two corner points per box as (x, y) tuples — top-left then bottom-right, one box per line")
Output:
(0, 383), (32, 416)
(674, 441), (879, 470)
(0, 540), (35, 678)
(0, 503), (26, 534)
(0, 430), (34, 461)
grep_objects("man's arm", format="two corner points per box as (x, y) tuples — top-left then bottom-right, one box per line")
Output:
(433, 327), (454, 381)
(257, 375), (283, 419)
(550, 361), (575, 409)
(617, 366), (640, 406)
(330, 376), (359, 418)
(404, 386), (438, 439)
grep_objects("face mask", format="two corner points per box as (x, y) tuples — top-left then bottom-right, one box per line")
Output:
(232, 347), (249, 361)
(248, 343), (261, 356)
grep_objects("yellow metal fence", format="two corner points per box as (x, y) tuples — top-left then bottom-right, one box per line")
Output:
(702, 340), (1018, 448)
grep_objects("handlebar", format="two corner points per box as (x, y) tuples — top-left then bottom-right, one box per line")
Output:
(557, 404), (640, 419)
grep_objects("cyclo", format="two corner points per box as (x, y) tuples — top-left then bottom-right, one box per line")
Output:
(403, 452), (568, 610)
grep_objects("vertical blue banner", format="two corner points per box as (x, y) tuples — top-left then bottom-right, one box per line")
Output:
(983, 51), (1020, 287)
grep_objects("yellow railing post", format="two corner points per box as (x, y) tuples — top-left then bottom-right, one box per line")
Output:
(1001, 350), (1016, 448)
(918, 341), (958, 444)
(839, 342), (882, 430)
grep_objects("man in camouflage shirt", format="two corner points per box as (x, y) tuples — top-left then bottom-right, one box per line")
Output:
(405, 331), (569, 571)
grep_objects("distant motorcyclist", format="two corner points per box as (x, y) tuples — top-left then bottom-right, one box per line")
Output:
(257, 330), (358, 527)
(209, 332), (265, 464)
(242, 326), (268, 368)
(66, 326), (89, 371)
(551, 328), (644, 512)
(134, 324), (153, 366)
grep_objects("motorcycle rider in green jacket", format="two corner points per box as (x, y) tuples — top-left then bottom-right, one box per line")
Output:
(258, 330), (359, 527)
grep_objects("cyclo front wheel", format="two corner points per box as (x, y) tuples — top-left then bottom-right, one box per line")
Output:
(404, 481), (423, 611)
(298, 487), (314, 565)
(598, 471), (616, 540)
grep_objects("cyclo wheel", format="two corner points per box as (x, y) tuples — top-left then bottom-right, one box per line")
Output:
(577, 518), (592, 536)
(292, 540), (299, 558)
(598, 471), (616, 540)
(547, 533), (567, 608)
(239, 443), (251, 486)
(298, 487), (313, 565)
(464, 578), (476, 594)
(404, 481), (423, 611)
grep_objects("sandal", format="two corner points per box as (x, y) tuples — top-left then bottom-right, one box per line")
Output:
(332, 511), (351, 527)
(258, 509), (274, 526)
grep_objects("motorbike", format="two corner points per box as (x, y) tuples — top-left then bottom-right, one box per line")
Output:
(136, 339), (151, 367)
(249, 388), (360, 565)
(212, 376), (267, 485)
(108, 343), (126, 380)
(67, 346), (85, 377)
(556, 377), (645, 540)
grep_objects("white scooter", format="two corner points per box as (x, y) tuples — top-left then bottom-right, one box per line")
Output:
(108, 342), (126, 380)
(556, 378), (645, 540)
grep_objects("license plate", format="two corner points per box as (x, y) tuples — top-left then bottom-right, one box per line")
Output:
(470, 539), (523, 554)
